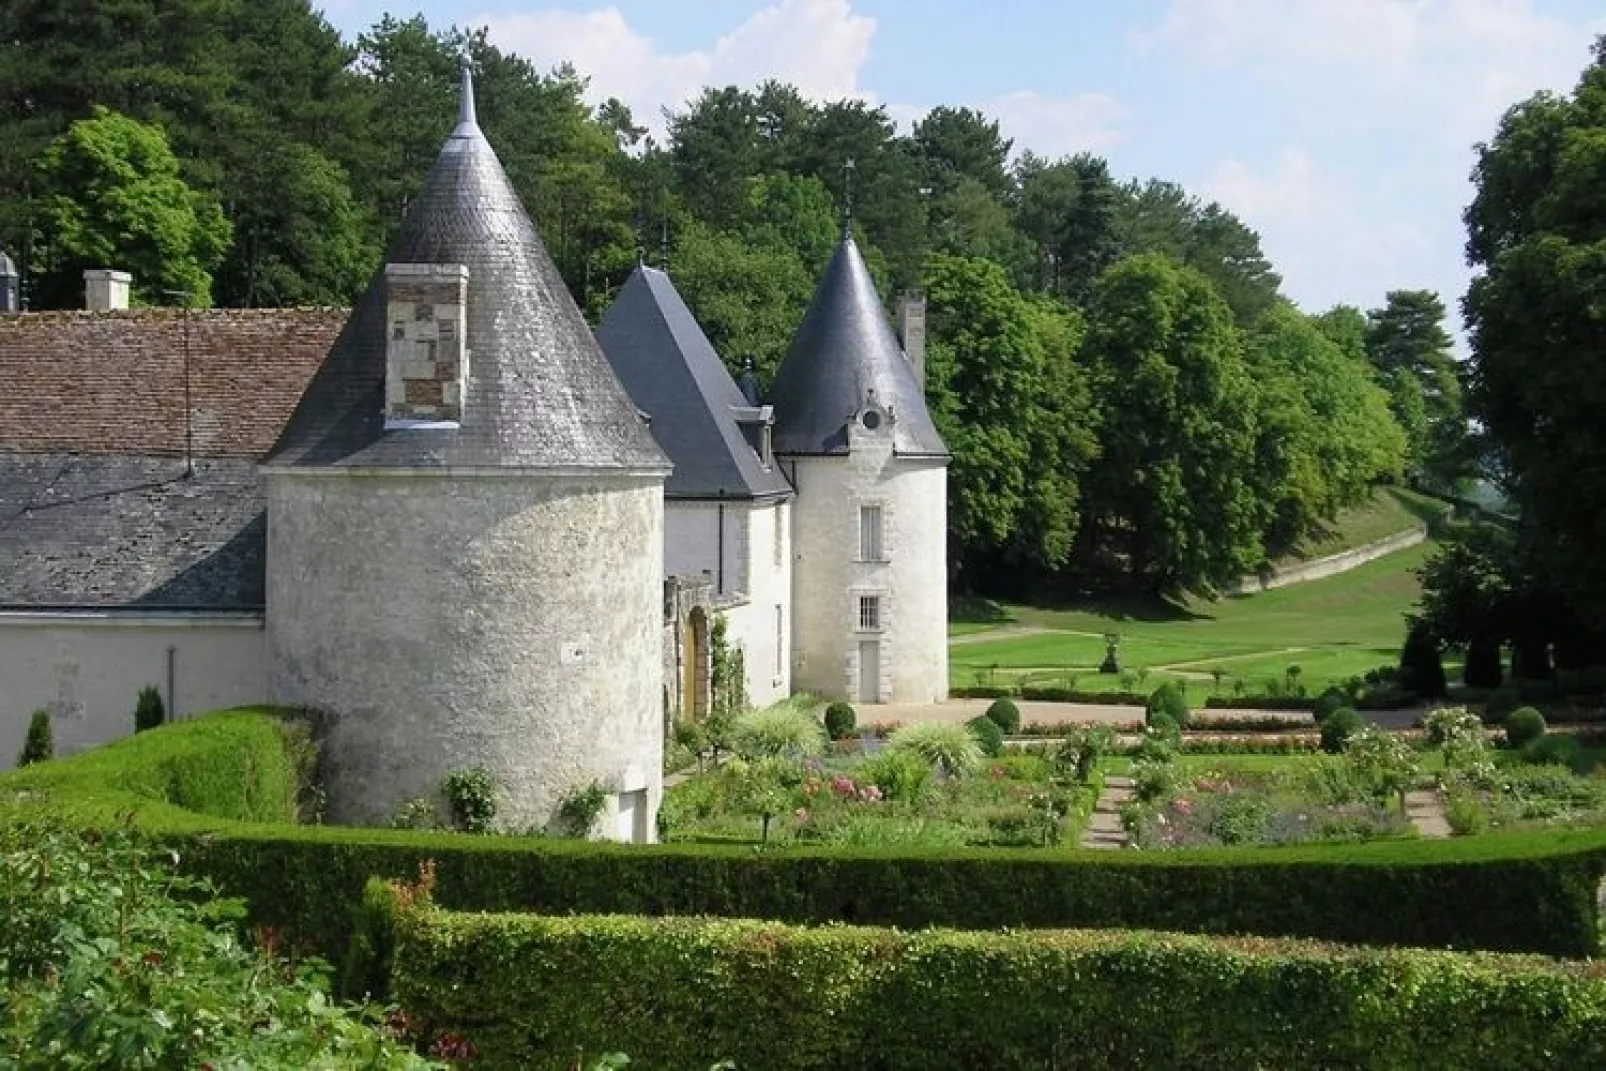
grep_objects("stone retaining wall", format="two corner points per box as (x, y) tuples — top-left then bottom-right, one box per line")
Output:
(1228, 524), (1428, 595)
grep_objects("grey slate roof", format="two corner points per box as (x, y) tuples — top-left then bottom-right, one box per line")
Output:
(265, 69), (667, 472)
(596, 266), (792, 500)
(0, 454), (265, 610)
(768, 233), (948, 458)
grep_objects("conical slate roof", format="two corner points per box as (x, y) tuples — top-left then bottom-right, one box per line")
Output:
(596, 265), (792, 500)
(768, 233), (947, 458)
(265, 69), (666, 472)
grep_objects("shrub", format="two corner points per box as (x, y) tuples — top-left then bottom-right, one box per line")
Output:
(1320, 707), (1363, 754)
(1520, 733), (1582, 769)
(852, 750), (932, 804)
(556, 781), (611, 839)
(1398, 622), (1449, 700)
(1484, 686), (1522, 724)
(1464, 638), (1504, 689)
(984, 697), (1021, 734)
(1312, 687), (1350, 723)
(390, 909), (1606, 1071)
(1505, 707), (1547, 749)
(948, 685), (1018, 699)
(442, 767), (500, 834)
(731, 705), (826, 759)
(887, 722), (983, 777)
(0, 823), (428, 1068)
(391, 797), (439, 830)
(966, 715), (1004, 757)
(134, 684), (166, 733)
(17, 709), (52, 766)
(823, 701), (857, 741)
(1146, 682), (1189, 728)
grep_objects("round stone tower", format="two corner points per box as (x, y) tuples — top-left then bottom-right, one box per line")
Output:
(262, 68), (670, 839)
(768, 231), (949, 704)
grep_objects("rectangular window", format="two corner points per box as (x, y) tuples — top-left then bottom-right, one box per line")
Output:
(858, 595), (881, 632)
(859, 504), (884, 561)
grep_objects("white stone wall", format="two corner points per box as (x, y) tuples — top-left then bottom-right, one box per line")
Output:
(664, 500), (747, 598)
(266, 469), (664, 840)
(721, 499), (792, 708)
(786, 428), (948, 704)
(0, 613), (266, 769)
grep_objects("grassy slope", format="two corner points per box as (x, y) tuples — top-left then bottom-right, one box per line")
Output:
(952, 540), (1431, 694)
(1265, 485), (1448, 568)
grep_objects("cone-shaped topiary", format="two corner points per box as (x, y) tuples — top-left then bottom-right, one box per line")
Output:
(18, 709), (53, 766)
(823, 701), (857, 741)
(1399, 622), (1448, 700)
(984, 698), (1020, 735)
(967, 715), (1004, 757)
(134, 684), (165, 733)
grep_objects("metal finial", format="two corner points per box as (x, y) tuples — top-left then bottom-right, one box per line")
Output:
(456, 59), (479, 133)
(660, 216), (670, 271)
(842, 157), (856, 237)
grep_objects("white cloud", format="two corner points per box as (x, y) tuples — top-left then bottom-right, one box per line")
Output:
(983, 91), (1127, 158)
(471, 0), (876, 137)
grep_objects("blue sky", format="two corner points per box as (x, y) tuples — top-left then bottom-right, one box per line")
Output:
(319, 1), (1605, 334)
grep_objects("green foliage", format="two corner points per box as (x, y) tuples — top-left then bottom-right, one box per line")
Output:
(1146, 681), (1189, 728)
(887, 722), (984, 777)
(390, 909), (1606, 1071)
(391, 798), (439, 831)
(0, 822), (430, 1069)
(1486, 685), (1523, 725)
(709, 615), (749, 720)
(727, 756), (800, 844)
(984, 697), (1021, 734)
(35, 108), (230, 307)
(134, 684), (165, 733)
(1320, 707), (1363, 754)
(823, 702), (857, 741)
(1398, 621), (1448, 700)
(441, 767), (500, 834)
(1505, 707), (1547, 749)
(1463, 41), (1606, 640)
(17, 710), (52, 766)
(852, 750), (933, 805)
(966, 715), (1004, 757)
(1343, 725), (1421, 806)
(556, 782), (611, 839)
(1364, 290), (1468, 491)
(1312, 687), (1351, 723)
(730, 704), (826, 759)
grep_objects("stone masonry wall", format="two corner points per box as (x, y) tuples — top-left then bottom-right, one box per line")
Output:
(266, 469), (665, 840)
(0, 308), (342, 458)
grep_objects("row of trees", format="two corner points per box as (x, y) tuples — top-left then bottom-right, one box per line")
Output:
(0, 3), (1473, 596)
(1415, 37), (1606, 676)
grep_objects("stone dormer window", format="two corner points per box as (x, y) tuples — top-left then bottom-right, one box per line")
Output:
(730, 403), (775, 469)
(385, 263), (468, 428)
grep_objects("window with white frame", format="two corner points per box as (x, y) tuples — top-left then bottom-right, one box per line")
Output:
(859, 504), (884, 561)
(857, 594), (882, 631)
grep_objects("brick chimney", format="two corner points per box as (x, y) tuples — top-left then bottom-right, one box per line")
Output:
(896, 290), (926, 388)
(385, 262), (469, 425)
(84, 269), (132, 312)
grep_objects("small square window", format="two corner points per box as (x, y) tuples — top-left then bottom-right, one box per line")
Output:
(858, 595), (881, 632)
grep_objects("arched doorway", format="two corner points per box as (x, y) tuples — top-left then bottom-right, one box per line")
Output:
(684, 607), (710, 719)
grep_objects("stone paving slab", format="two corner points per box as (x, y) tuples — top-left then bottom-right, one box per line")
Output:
(1081, 775), (1133, 850)
(1405, 788), (1451, 838)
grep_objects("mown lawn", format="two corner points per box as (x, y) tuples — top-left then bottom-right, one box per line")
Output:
(952, 539), (1433, 697)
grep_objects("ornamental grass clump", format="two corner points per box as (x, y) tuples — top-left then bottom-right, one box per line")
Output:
(888, 722), (983, 777)
(732, 705), (827, 759)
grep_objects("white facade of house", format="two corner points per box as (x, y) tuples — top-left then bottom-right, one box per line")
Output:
(786, 414), (948, 704)
(664, 497), (792, 708)
(0, 612), (267, 768)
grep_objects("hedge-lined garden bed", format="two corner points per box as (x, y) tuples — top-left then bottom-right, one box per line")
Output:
(389, 906), (1606, 1070)
(3, 712), (1605, 964)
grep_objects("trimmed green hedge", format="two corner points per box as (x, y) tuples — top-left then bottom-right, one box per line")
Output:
(391, 909), (1606, 1071)
(5, 713), (1606, 965)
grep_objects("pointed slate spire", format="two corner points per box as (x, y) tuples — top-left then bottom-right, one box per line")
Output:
(767, 233), (947, 458)
(596, 265), (791, 500)
(266, 57), (666, 472)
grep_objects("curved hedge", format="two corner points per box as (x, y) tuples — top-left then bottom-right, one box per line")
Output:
(3, 712), (1605, 962)
(391, 908), (1606, 1071)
